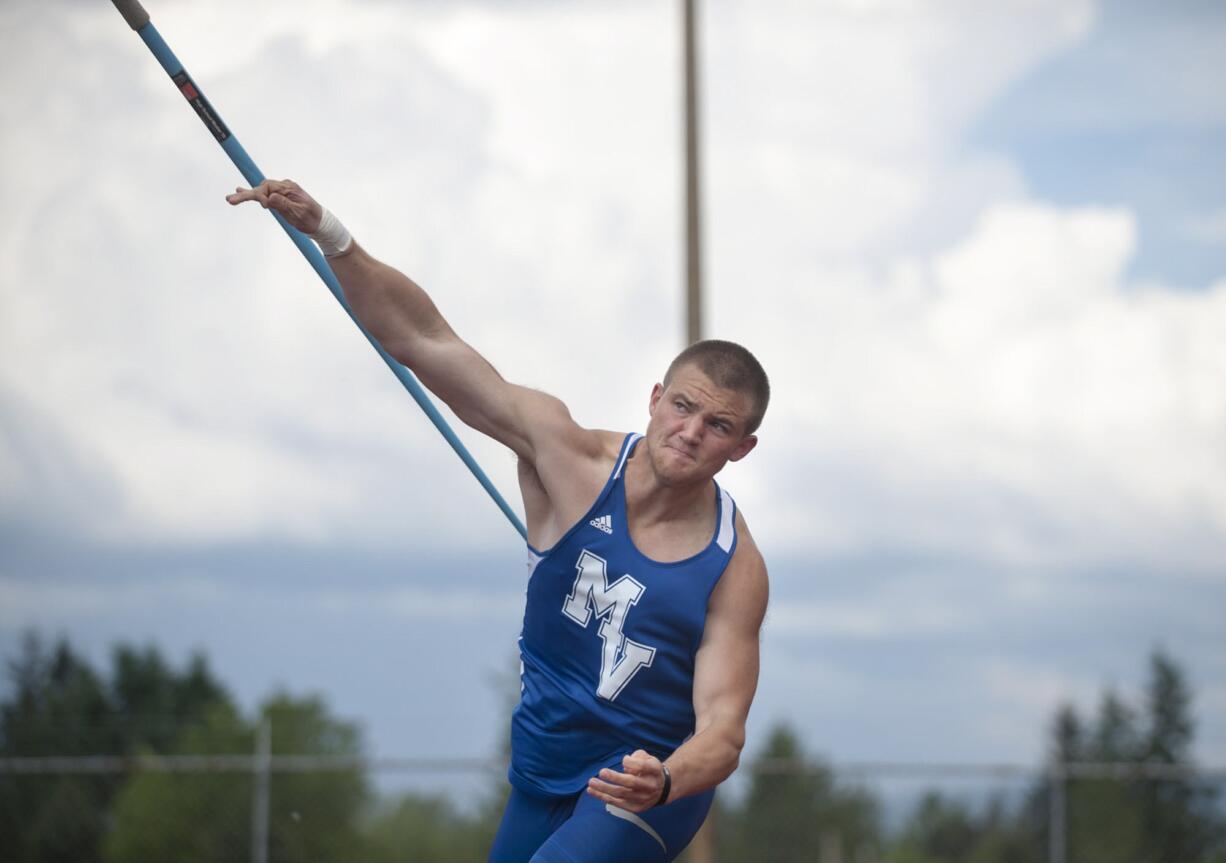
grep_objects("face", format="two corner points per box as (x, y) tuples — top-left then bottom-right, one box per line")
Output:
(644, 363), (759, 486)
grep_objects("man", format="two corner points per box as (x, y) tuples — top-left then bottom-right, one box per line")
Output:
(227, 180), (769, 863)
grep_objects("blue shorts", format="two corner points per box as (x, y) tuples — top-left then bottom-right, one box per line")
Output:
(487, 781), (714, 863)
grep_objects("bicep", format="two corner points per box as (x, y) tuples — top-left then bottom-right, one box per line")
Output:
(692, 543), (769, 735)
(406, 334), (583, 461)
(333, 247), (582, 460)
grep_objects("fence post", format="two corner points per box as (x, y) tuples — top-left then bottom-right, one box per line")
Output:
(1048, 765), (1066, 863)
(689, 811), (715, 863)
(819, 828), (843, 863)
(251, 718), (271, 863)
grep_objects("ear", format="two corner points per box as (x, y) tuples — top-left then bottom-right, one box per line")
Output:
(648, 382), (664, 416)
(728, 434), (758, 462)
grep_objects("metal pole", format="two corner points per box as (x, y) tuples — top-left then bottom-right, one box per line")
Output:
(683, 3), (713, 860)
(683, 0), (704, 347)
(251, 718), (271, 863)
(109, 0), (527, 540)
(1049, 766), (1066, 863)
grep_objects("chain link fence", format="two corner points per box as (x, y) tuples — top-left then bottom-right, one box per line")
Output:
(4, 745), (1224, 863)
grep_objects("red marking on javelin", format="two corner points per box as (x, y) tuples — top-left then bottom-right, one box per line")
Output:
(181, 82), (199, 101)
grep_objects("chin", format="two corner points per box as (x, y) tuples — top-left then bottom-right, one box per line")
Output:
(646, 438), (707, 483)
(647, 447), (686, 482)
(659, 457), (708, 486)
(655, 467), (690, 487)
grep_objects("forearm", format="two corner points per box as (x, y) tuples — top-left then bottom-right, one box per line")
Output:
(325, 240), (525, 450)
(227, 180), (530, 449)
(663, 720), (745, 802)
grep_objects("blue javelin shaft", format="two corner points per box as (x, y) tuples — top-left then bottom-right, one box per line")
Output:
(111, 0), (527, 540)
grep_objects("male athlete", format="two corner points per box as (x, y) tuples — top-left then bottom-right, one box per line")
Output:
(228, 180), (769, 863)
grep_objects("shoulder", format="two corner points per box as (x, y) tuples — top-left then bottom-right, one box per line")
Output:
(508, 386), (623, 478)
(511, 387), (605, 457)
(731, 509), (765, 576)
(529, 425), (627, 476)
(518, 426), (635, 549)
(711, 510), (768, 629)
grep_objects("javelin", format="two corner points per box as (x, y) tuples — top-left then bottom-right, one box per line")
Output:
(109, 0), (527, 540)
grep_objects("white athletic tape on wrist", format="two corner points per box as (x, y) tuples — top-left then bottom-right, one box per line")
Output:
(312, 208), (353, 257)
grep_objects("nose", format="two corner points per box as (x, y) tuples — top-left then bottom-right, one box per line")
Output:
(678, 415), (703, 445)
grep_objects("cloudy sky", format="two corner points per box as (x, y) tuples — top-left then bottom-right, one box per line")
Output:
(2, 0), (1224, 802)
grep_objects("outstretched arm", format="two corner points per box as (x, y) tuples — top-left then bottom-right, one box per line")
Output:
(585, 521), (769, 812)
(226, 179), (582, 463)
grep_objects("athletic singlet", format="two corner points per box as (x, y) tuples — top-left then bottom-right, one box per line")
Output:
(509, 433), (739, 797)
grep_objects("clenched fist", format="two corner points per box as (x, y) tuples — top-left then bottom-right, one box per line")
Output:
(586, 750), (670, 813)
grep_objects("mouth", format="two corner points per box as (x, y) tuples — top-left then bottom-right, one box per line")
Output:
(664, 443), (697, 461)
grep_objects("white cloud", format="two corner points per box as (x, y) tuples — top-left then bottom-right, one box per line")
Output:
(6, 0), (1226, 786)
(2, 0), (1224, 580)
(740, 201), (1226, 572)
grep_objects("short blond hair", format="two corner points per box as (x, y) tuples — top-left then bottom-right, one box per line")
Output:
(663, 340), (770, 434)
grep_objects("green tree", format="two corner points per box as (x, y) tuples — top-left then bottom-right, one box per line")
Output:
(263, 693), (371, 863)
(362, 653), (519, 862)
(0, 633), (379, 863)
(103, 692), (370, 863)
(887, 791), (1040, 863)
(1138, 650), (1224, 862)
(0, 634), (122, 863)
(366, 794), (491, 863)
(1045, 650), (1226, 863)
(0, 634), (237, 862)
(719, 723), (881, 862)
(103, 701), (251, 863)
(109, 644), (229, 754)
(1064, 689), (1146, 863)
(895, 792), (979, 861)
(1051, 702), (1082, 764)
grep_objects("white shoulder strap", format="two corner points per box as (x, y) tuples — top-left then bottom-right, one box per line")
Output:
(612, 433), (643, 480)
(716, 486), (737, 552)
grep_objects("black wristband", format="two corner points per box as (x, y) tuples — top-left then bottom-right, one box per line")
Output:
(655, 763), (672, 807)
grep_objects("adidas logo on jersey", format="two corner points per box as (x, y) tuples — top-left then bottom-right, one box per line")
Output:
(589, 514), (613, 534)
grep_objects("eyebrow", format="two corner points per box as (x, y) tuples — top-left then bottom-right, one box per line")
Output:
(675, 391), (737, 425)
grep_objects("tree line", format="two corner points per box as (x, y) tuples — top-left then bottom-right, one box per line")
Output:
(712, 648), (1225, 862)
(1, 633), (1223, 862)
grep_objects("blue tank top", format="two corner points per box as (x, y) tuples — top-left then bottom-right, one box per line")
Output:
(509, 433), (738, 797)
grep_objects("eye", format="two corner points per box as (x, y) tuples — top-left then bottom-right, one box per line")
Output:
(674, 400), (689, 413)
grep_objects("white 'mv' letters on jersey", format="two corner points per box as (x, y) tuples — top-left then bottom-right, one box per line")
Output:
(510, 434), (738, 795)
(561, 550), (656, 701)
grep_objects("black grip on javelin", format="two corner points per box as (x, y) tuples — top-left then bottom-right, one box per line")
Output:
(111, 0), (151, 30)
